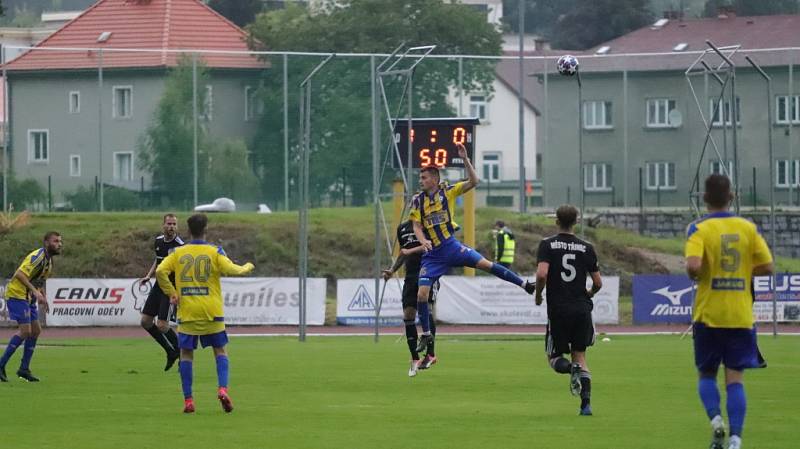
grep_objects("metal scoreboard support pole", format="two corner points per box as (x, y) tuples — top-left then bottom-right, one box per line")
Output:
(297, 54), (335, 342)
(745, 55), (779, 337)
(373, 44), (436, 342)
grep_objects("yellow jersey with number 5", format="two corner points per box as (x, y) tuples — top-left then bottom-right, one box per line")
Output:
(685, 212), (772, 328)
(155, 240), (253, 335)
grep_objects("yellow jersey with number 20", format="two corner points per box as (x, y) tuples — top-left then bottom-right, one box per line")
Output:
(684, 212), (772, 328)
(156, 240), (253, 335)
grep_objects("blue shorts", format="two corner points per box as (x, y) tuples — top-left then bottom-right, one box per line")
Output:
(5, 298), (38, 324)
(419, 238), (483, 287)
(178, 331), (229, 350)
(693, 322), (760, 373)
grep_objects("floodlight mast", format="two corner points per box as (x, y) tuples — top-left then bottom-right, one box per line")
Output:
(685, 41), (741, 217)
(372, 44), (436, 342)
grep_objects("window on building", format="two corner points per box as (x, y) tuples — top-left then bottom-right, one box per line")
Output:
(469, 94), (488, 121)
(244, 86), (263, 121)
(710, 160), (735, 181)
(583, 100), (612, 129)
(114, 152), (133, 181)
(482, 152), (500, 181)
(646, 98), (678, 128)
(202, 85), (214, 121)
(69, 91), (80, 114)
(710, 97), (740, 126)
(584, 163), (612, 192)
(28, 130), (49, 163)
(645, 161), (676, 190)
(113, 86), (133, 119)
(776, 95), (800, 124)
(70, 154), (81, 177)
(776, 160), (800, 188)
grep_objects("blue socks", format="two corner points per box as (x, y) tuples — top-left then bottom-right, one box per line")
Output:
(0, 335), (24, 367)
(698, 376), (722, 419)
(699, 377), (747, 437)
(20, 338), (37, 370)
(417, 301), (431, 333)
(489, 263), (524, 287)
(727, 383), (746, 437)
(179, 360), (193, 399)
(216, 355), (229, 388)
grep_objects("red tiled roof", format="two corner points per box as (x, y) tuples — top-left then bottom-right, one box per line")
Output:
(5, 0), (264, 71)
(563, 14), (800, 73)
(592, 14), (800, 54)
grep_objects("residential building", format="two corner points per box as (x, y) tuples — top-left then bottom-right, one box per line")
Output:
(538, 12), (800, 208)
(4, 0), (266, 206)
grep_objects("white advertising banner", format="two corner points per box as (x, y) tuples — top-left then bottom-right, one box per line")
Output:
(0, 281), (13, 327)
(45, 277), (326, 327)
(337, 276), (619, 326)
(436, 276), (620, 325)
(220, 277), (326, 325)
(336, 278), (405, 325)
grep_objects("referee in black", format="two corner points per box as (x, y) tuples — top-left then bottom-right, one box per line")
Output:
(383, 220), (439, 378)
(535, 205), (602, 416)
(138, 213), (184, 371)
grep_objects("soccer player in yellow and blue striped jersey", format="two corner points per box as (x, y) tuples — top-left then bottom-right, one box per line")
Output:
(1, 232), (62, 383)
(685, 175), (774, 449)
(409, 144), (535, 353)
(156, 214), (254, 414)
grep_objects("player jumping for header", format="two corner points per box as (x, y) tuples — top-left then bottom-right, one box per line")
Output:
(410, 143), (536, 353)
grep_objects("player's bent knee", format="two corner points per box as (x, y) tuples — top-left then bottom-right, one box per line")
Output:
(140, 316), (154, 329)
(156, 321), (170, 333)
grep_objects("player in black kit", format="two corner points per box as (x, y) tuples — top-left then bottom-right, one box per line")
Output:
(383, 220), (440, 377)
(139, 213), (184, 371)
(535, 205), (602, 416)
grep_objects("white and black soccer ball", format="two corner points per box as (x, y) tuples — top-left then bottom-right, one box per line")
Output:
(556, 54), (579, 76)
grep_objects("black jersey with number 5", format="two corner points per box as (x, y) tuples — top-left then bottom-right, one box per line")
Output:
(537, 233), (599, 314)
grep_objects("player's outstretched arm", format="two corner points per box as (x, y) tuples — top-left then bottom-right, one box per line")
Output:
(587, 271), (603, 298)
(411, 220), (432, 252)
(155, 253), (178, 298)
(218, 255), (255, 277)
(140, 259), (157, 286)
(456, 143), (480, 193)
(535, 262), (548, 306)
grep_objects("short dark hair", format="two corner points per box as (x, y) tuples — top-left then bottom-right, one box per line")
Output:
(187, 214), (208, 238)
(556, 204), (578, 230)
(420, 166), (440, 180)
(43, 231), (60, 242)
(495, 220), (505, 228)
(704, 174), (732, 209)
(163, 213), (177, 223)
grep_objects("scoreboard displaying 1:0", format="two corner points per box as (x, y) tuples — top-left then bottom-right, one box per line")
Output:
(392, 118), (479, 169)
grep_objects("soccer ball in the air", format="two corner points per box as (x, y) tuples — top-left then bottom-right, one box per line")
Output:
(557, 55), (579, 76)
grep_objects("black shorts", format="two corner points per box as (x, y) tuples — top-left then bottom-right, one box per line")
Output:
(141, 282), (174, 322)
(545, 310), (595, 358)
(401, 278), (440, 309)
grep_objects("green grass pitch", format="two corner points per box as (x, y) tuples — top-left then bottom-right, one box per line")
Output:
(1, 334), (796, 449)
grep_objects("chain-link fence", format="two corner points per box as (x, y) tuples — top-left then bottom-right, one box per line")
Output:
(1, 45), (799, 213)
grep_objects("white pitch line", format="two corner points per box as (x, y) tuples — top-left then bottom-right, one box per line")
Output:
(229, 331), (800, 338)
